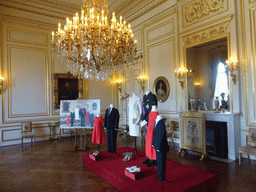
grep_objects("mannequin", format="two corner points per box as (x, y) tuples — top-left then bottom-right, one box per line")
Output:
(79, 106), (86, 127)
(140, 90), (158, 129)
(152, 115), (170, 181)
(143, 105), (158, 167)
(104, 104), (120, 154)
(128, 93), (142, 136)
(75, 105), (80, 126)
(92, 114), (105, 153)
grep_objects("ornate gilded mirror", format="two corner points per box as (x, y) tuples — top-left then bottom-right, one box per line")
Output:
(186, 37), (230, 111)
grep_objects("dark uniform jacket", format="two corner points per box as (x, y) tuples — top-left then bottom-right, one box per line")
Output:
(104, 107), (119, 130)
(140, 92), (158, 123)
(152, 119), (169, 153)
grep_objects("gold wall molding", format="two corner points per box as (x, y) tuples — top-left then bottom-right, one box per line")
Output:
(145, 37), (178, 113)
(182, 21), (229, 46)
(128, 0), (170, 23)
(0, 3), (66, 20)
(250, 0), (256, 4)
(2, 129), (20, 142)
(3, 0), (75, 17)
(146, 18), (175, 44)
(182, 0), (228, 28)
(0, 13), (56, 29)
(5, 45), (50, 121)
(158, 110), (178, 114)
(7, 27), (48, 46)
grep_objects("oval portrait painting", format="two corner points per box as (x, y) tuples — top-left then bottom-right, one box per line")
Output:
(153, 76), (170, 102)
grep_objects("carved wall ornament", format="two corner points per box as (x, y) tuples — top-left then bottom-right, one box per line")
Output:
(185, 0), (225, 24)
(183, 23), (229, 45)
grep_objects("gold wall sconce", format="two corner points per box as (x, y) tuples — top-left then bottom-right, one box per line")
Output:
(225, 59), (238, 84)
(137, 75), (147, 91)
(174, 68), (192, 89)
(112, 79), (123, 93)
(0, 77), (4, 93)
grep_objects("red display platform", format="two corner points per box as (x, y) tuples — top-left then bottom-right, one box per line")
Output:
(89, 154), (102, 161)
(124, 169), (142, 180)
(83, 147), (218, 192)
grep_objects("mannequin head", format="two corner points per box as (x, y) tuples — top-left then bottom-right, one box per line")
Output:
(145, 90), (150, 95)
(151, 105), (157, 111)
(109, 104), (114, 108)
(155, 115), (163, 124)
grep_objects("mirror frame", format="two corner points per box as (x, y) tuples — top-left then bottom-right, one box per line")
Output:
(183, 34), (232, 112)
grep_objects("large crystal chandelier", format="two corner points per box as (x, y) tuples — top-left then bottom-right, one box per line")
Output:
(51, 0), (138, 81)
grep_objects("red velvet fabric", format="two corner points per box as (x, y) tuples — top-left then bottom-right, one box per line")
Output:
(145, 111), (159, 160)
(83, 147), (218, 192)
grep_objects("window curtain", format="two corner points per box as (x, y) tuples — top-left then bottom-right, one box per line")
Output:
(209, 48), (227, 99)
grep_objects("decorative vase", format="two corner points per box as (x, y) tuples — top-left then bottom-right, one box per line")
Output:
(215, 96), (219, 112)
(190, 98), (195, 111)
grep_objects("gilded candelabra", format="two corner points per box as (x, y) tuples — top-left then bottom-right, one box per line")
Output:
(174, 68), (192, 89)
(225, 59), (238, 84)
(137, 75), (147, 91)
(51, 0), (138, 81)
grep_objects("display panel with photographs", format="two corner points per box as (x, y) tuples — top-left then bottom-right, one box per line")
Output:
(60, 99), (100, 128)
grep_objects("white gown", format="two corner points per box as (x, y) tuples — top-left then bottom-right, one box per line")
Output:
(128, 95), (142, 136)
(75, 108), (80, 120)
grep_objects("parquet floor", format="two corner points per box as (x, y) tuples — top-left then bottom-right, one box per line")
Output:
(0, 136), (255, 192)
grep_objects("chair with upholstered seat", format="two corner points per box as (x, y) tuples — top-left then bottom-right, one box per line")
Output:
(21, 122), (35, 149)
(239, 128), (256, 165)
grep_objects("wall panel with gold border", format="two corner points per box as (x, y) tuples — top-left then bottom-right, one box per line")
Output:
(144, 11), (179, 115)
(241, 0), (256, 126)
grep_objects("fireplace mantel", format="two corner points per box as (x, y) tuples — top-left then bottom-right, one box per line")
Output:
(179, 112), (240, 160)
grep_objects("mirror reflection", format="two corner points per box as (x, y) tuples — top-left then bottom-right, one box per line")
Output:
(186, 38), (229, 111)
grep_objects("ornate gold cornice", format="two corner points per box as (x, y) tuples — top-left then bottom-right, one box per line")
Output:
(0, 3), (66, 20)
(129, 0), (169, 23)
(184, 0), (226, 26)
(183, 21), (229, 45)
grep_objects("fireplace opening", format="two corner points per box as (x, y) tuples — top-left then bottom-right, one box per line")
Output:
(206, 121), (228, 159)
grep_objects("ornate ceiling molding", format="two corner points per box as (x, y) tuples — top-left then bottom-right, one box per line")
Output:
(183, 21), (229, 46)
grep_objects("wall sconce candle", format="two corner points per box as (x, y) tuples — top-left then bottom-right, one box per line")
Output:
(112, 78), (123, 93)
(137, 75), (147, 91)
(174, 68), (192, 89)
(225, 59), (238, 84)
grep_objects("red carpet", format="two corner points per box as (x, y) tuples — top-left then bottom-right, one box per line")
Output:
(83, 147), (218, 192)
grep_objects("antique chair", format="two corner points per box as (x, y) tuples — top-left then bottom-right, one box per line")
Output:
(118, 124), (129, 141)
(239, 128), (256, 165)
(21, 122), (35, 149)
(165, 120), (179, 149)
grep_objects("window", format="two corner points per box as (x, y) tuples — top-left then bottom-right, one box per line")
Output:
(214, 62), (229, 101)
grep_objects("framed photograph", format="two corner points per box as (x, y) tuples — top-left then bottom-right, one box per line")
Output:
(21, 122), (32, 133)
(153, 76), (170, 102)
(53, 73), (83, 110)
(179, 111), (207, 160)
(60, 99), (100, 128)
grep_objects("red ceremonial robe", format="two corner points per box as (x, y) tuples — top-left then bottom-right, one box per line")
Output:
(92, 116), (106, 144)
(145, 111), (159, 160)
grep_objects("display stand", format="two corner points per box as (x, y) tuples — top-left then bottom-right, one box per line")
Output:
(151, 178), (172, 191)
(107, 152), (121, 160)
(132, 137), (143, 160)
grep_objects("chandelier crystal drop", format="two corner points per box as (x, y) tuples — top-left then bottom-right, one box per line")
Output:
(51, 0), (138, 81)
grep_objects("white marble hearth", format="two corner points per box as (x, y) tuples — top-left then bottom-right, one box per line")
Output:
(179, 112), (240, 160)
(203, 112), (240, 160)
